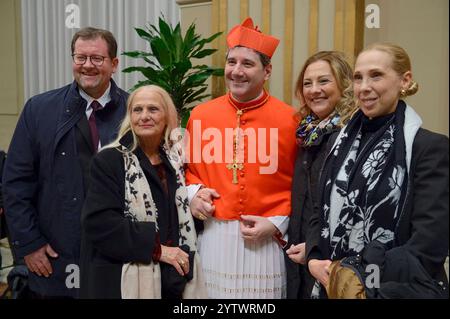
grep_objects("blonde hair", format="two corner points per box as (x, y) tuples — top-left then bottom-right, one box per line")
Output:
(295, 51), (357, 125)
(361, 43), (419, 97)
(107, 85), (179, 152)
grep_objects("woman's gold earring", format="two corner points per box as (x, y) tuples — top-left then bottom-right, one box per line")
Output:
(400, 89), (406, 97)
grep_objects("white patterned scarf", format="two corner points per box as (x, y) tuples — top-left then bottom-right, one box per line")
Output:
(120, 143), (207, 299)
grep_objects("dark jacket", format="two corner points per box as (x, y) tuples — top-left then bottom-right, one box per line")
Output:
(79, 136), (181, 299)
(2, 80), (127, 297)
(286, 131), (338, 299)
(307, 128), (449, 297)
(0, 150), (5, 209)
(0, 150), (6, 239)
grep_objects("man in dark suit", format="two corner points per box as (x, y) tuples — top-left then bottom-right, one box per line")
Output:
(2, 27), (128, 298)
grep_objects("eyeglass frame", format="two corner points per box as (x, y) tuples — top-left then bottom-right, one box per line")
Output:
(71, 53), (110, 66)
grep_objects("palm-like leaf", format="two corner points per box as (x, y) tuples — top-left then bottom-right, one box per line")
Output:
(122, 17), (223, 126)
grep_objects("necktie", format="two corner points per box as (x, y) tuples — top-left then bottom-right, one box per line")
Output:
(88, 100), (102, 153)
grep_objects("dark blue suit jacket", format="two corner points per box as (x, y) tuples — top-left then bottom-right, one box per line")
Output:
(2, 80), (127, 297)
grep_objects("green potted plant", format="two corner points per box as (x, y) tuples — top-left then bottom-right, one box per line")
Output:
(122, 17), (224, 127)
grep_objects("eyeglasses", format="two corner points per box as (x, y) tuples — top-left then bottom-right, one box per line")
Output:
(72, 54), (109, 66)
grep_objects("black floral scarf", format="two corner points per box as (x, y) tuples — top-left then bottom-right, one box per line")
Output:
(312, 101), (409, 297)
(321, 101), (408, 258)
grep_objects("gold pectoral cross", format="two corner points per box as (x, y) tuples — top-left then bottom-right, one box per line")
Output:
(226, 92), (269, 185)
(226, 109), (245, 184)
(226, 161), (243, 184)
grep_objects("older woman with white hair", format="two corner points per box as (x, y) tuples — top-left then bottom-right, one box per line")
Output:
(80, 85), (206, 299)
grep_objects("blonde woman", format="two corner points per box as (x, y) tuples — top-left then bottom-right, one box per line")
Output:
(307, 43), (449, 298)
(286, 51), (357, 298)
(80, 85), (206, 299)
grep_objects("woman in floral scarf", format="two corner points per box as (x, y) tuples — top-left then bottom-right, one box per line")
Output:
(286, 51), (357, 298)
(307, 43), (449, 298)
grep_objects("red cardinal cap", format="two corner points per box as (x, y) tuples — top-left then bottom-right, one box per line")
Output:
(226, 17), (280, 58)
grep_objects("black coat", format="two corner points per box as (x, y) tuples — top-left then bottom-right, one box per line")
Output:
(307, 128), (449, 296)
(2, 80), (127, 297)
(0, 150), (6, 240)
(286, 131), (337, 299)
(79, 139), (180, 299)
(0, 150), (5, 209)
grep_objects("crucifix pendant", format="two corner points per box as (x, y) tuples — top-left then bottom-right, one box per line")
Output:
(226, 162), (243, 184)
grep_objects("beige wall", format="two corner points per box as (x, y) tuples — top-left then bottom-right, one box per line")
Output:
(1, 0), (447, 152)
(364, 0), (449, 136)
(178, 0), (312, 107)
(179, 0), (448, 135)
(178, 0), (363, 106)
(178, 1), (214, 110)
(0, 0), (23, 151)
